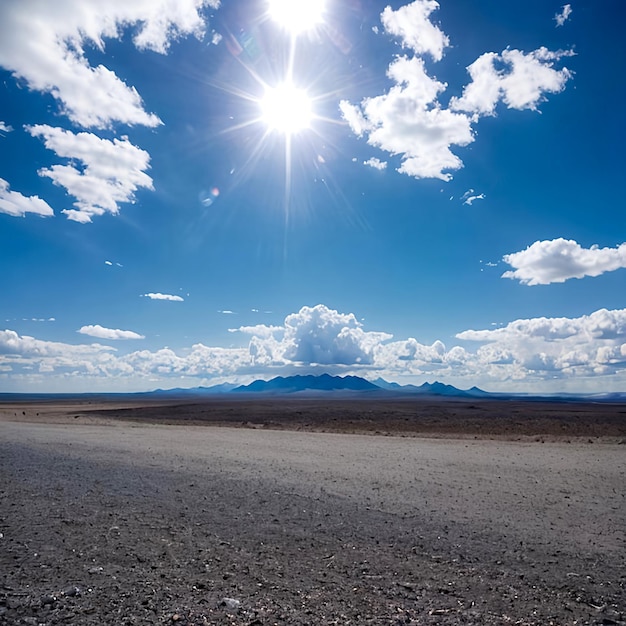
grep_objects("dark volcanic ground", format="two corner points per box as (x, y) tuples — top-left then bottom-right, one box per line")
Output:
(81, 396), (626, 441)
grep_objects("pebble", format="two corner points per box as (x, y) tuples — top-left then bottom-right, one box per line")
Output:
(221, 597), (241, 610)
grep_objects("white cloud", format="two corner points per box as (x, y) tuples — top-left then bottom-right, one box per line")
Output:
(380, 0), (449, 61)
(341, 56), (474, 181)
(342, 5), (573, 181)
(457, 308), (626, 379)
(143, 293), (184, 301)
(555, 4), (572, 27)
(461, 189), (485, 205)
(27, 125), (153, 223)
(230, 325), (282, 338)
(364, 157), (387, 170)
(502, 239), (626, 285)
(0, 121), (13, 133)
(0, 178), (54, 218)
(78, 325), (145, 340)
(0, 0), (218, 129)
(451, 48), (574, 117)
(3, 305), (626, 392)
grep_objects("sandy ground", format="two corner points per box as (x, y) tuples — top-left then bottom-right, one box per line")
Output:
(1, 405), (625, 624)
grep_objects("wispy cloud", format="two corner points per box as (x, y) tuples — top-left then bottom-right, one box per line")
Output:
(502, 238), (626, 285)
(461, 189), (486, 205)
(0, 178), (54, 218)
(26, 125), (153, 223)
(555, 4), (573, 27)
(142, 293), (184, 301)
(0, 121), (13, 134)
(341, 1), (573, 181)
(78, 325), (145, 340)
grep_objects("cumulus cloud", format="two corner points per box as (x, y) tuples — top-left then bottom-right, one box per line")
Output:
(380, 0), (449, 61)
(502, 239), (626, 285)
(342, 3), (573, 181)
(78, 325), (145, 340)
(26, 125), (153, 223)
(3, 305), (626, 391)
(0, 178), (54, 218)
(143, 293), (184, 301)
(0, 121), (13, 134)
(0, 0), (218, 129)
(555, 4), (572, 27)
(364, 157), (387, 170)
(341, 55), (474, 181)
(451, 48), (573, 117)
(457, 308), (626, 378)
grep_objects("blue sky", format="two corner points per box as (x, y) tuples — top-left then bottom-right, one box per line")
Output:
(1, 0), (625, 393)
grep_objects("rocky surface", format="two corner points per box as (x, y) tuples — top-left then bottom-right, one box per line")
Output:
(0, 404), (625, 625)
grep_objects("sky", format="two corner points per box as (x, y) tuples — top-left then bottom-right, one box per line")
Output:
(1, 0), (625, 394)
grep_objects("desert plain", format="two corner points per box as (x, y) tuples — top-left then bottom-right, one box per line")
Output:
(1, 397), (625, 625)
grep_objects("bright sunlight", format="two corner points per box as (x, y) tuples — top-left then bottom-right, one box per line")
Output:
(267, 0), (326, 35)
(260, 83), (313, 135)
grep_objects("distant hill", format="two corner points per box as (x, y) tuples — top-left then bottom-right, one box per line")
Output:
(372, 378), (489, 398)
(233, 374), (379, 394)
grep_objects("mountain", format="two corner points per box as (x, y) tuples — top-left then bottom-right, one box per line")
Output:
(233, 374), (380, 394)
(372, 378), (490, 398)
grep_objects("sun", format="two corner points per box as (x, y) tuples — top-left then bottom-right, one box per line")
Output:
(260, 83), (313, 135)
(267, 0), (326, 35)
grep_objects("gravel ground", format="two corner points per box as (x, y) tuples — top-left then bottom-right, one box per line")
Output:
(1, 415), (625, 625)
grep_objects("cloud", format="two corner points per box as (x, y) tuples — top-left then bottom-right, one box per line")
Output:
(341, 5), (573, 181)
(26, 125), (153, 223)
(555, 4), (572, 27)
(502, 239), (626, 285)
(450, 48), (574, 117)
(0, 121), (12, 134)
(340, 56), (474, 181)
(143, 293), (184, 301)
(364, 157), (387, 170)
(0, 178), (54, 218)
(457, 308), (626, 378)
(0, 0), (218, 129)
(380, 0), (449, 61)
(78, 325), (145, 340)
(3, 305), (626, 392)
(461, 189), (485, 205)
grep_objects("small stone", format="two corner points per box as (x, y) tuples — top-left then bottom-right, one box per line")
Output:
(40, 594), (56, 606)
(63, 585), (80, 597)
(221, 597), (241, 610)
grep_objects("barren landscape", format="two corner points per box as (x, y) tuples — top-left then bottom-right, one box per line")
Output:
(1, 398), (625, 625)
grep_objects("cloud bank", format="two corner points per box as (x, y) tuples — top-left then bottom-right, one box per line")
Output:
(502, 239), (626, 285)
(2, 305), (626, 392)
(341, 0), (573, 181)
